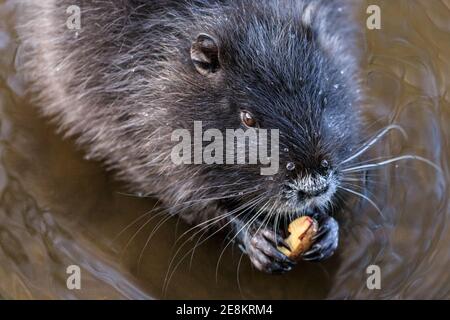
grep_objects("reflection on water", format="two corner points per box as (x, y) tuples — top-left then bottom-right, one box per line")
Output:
(0, 0), (449, 299)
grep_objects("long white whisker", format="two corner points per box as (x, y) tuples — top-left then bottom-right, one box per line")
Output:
(340, 124), (407, 165)
(137, 214), (175, 273)
(162, 197), (263, 296)
(236, 252), (246, 298)
(119, 211), (166, 260)
(338, 186), (385, 220)
(343, 155), (404, 170)
(166, 186), (263, 235)
(186, 195), (266, 269)
(171, 186), (262, 208)
(169, 194), (265, 273)
(172, 188), (263, 246)
(123, 188), (259, 262)
(215, 200), (270, 280)
(162, 193), (268, 295)
(118, 186), (261, 248)
(342, 155), (442, 173)
(112, 199), (161, 244)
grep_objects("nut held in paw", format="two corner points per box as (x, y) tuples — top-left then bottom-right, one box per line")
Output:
(278, 216), (318, 260)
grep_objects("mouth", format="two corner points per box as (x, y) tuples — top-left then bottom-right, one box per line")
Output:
(226, 177), (337, 231)
(297, 184), (330, 201)
(243, 187), (334, 223)
(288, 170), (338, 204)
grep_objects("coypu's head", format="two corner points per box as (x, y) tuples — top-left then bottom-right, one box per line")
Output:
(160, 3), (362, 221)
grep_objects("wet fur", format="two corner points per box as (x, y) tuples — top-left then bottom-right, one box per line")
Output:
(17, 0), (363, 270)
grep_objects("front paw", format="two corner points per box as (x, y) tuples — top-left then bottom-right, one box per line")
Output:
(240, 228), (296, 274)
(302, 215), (339, 262)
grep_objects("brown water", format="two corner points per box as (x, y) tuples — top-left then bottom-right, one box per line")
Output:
(0, 0), (449, 299)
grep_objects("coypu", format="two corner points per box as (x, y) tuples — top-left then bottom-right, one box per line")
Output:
(17, 0), (363, 273)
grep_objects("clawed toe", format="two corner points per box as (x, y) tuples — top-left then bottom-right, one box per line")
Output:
(302, 216), (339, 262)
(244, 228), (296, 274)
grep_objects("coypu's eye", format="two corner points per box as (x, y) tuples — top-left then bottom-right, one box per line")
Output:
(240, 111), (257, 128)
(321, 159), (330, 169)
(191, 33), (220, 76)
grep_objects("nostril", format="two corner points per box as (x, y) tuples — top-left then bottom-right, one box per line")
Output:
(297, 190), (307, 200)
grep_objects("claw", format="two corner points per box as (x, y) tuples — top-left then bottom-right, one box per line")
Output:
(256, 236), (296, 264)
(302, 244), (322, 257)
(261, 229), (289, 248)
(312, 227), (327, 240)
(241, 226), (297, 274)
(303, 252), (325, 262)
(270, 264), (293, 274)
(301, 215), (339, 262)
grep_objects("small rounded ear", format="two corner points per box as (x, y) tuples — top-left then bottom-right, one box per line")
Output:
(190, 33), (220, 76)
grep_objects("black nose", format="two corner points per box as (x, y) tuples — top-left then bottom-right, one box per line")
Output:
(298, 185), (329, 200)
